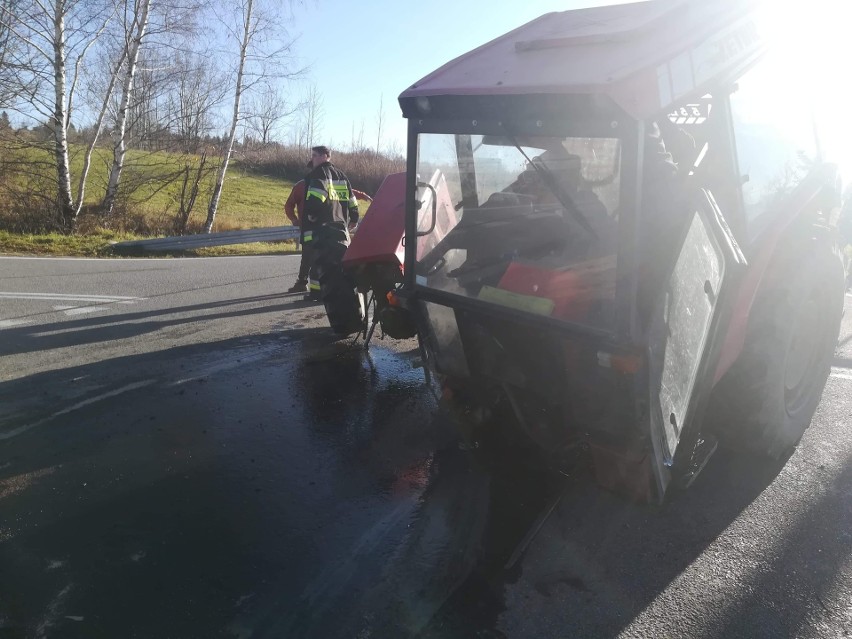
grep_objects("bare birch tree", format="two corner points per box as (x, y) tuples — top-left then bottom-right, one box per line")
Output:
(99, 0), (151, 216)
(303, 83), (323, 149)
(169, 52), (225, 152)
(375, 93), (384, 156)
(0, 0), (114, 229)
(0, 0), (21, 107)
(203, 0), (301, 233)
(73, 44), (127, 219)
(246, 83), (294, 145)
(349, 117), (365, 152)
(202, 0), (252, 233)
(95, 0), (201, 215)
(126, 52), (162, 150)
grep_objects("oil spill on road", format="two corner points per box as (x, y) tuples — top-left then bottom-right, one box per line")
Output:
(0, 332), (564, 639)
(229, 342), (564, 638)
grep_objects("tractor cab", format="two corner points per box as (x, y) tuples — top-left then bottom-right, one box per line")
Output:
(397, 0), (798, 501)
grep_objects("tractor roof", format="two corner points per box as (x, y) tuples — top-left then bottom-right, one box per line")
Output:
(400, 0), (765, 120)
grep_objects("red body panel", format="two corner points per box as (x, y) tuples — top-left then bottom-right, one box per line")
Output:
(343, 171), (459, 273)
(496, 262), (594, 322)
(713, 168), (834, 384)
(342, 172), (407, 270)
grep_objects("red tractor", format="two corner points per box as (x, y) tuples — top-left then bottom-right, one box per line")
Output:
(343, 0), (847, 502)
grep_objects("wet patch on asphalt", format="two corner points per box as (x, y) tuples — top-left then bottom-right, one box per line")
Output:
(0, 328), (568, 638)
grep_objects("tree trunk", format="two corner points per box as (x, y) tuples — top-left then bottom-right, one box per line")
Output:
(203, 0), (252, 234)
(375, 93), (383, 157)
(101, 0), (152, 217)
(75, 49), (128, 218)
(52, 0), (74, 230)
(175, 150), (206, 234)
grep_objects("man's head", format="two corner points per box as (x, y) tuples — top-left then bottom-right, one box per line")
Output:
(537, 149), (582, 190)
(310, 145), (331, 168)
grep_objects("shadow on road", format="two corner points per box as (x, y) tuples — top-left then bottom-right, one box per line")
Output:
(415, 447), (794, 638)
(710, 457), (852, 638)
(0, 292), (319, 357)
(0, 326), (330, 449)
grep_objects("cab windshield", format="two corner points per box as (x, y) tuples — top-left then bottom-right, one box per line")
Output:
(414, 133), (622, 329)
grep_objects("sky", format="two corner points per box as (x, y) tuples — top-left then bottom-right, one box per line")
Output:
(287, 0), (625, 153)
(286, 0), (852, 178)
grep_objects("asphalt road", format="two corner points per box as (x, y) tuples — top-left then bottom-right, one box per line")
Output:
(1, 255), (850, 638)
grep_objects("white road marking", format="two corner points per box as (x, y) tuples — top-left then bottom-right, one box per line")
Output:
(35, 584), (72, 639)
(168, 352), (270, 386)
(1, 293), (144, 322)
(0, 292), (144, 303)
(831, 369), (852, 381)
(0, 319), (29, 328)
(52, 305), (110, 316)
(0, 380), (156, 441)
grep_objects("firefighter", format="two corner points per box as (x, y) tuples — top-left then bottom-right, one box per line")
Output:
(301, 145), (360, 304)
(285, 154), (372, 294)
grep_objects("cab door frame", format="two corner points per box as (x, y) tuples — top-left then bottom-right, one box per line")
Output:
(645, 188), (747, 498)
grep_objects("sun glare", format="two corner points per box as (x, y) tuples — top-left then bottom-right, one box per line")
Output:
(759, 1), (852, 181)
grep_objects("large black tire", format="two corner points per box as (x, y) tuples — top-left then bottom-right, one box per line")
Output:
(709, 230), (845, 458)
(321, 271), (364, 335)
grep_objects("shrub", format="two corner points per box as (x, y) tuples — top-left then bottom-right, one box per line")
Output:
(240, 144), (405, 195)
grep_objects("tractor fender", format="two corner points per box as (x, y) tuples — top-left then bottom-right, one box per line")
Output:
(713, 163), (841, 384)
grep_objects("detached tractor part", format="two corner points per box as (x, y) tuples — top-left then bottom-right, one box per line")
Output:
(342, 171), (458, 347)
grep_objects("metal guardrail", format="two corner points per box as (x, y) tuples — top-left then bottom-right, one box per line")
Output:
(109, 226), (301, 254)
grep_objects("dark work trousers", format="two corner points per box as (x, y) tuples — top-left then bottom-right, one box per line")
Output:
(298, 241), (316, 281)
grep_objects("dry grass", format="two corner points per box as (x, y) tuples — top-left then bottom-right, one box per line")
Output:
(0, 137), (395, 256)
(240, 144), (405, 195)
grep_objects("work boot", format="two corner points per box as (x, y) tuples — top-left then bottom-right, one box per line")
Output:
(287, 279), (308, 293)
(307, 278), (321, 301)
(307, 289), (322, 302)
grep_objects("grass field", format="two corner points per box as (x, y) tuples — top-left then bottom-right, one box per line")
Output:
(0, 142), (369, 256)
(1, 143), (295, 227)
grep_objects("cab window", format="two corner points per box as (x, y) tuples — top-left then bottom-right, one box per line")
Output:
(729, 55), (818, 239)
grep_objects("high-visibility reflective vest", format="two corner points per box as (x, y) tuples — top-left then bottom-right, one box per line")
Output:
(303, 162), (359, 230)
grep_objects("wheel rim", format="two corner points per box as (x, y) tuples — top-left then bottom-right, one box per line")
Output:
(784, 293), (825, 416)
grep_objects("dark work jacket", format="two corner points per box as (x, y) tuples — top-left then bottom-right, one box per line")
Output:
(303, 162), (359, 234)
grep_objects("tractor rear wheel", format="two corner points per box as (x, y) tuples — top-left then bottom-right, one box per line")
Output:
(709, 232), (845, 458)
